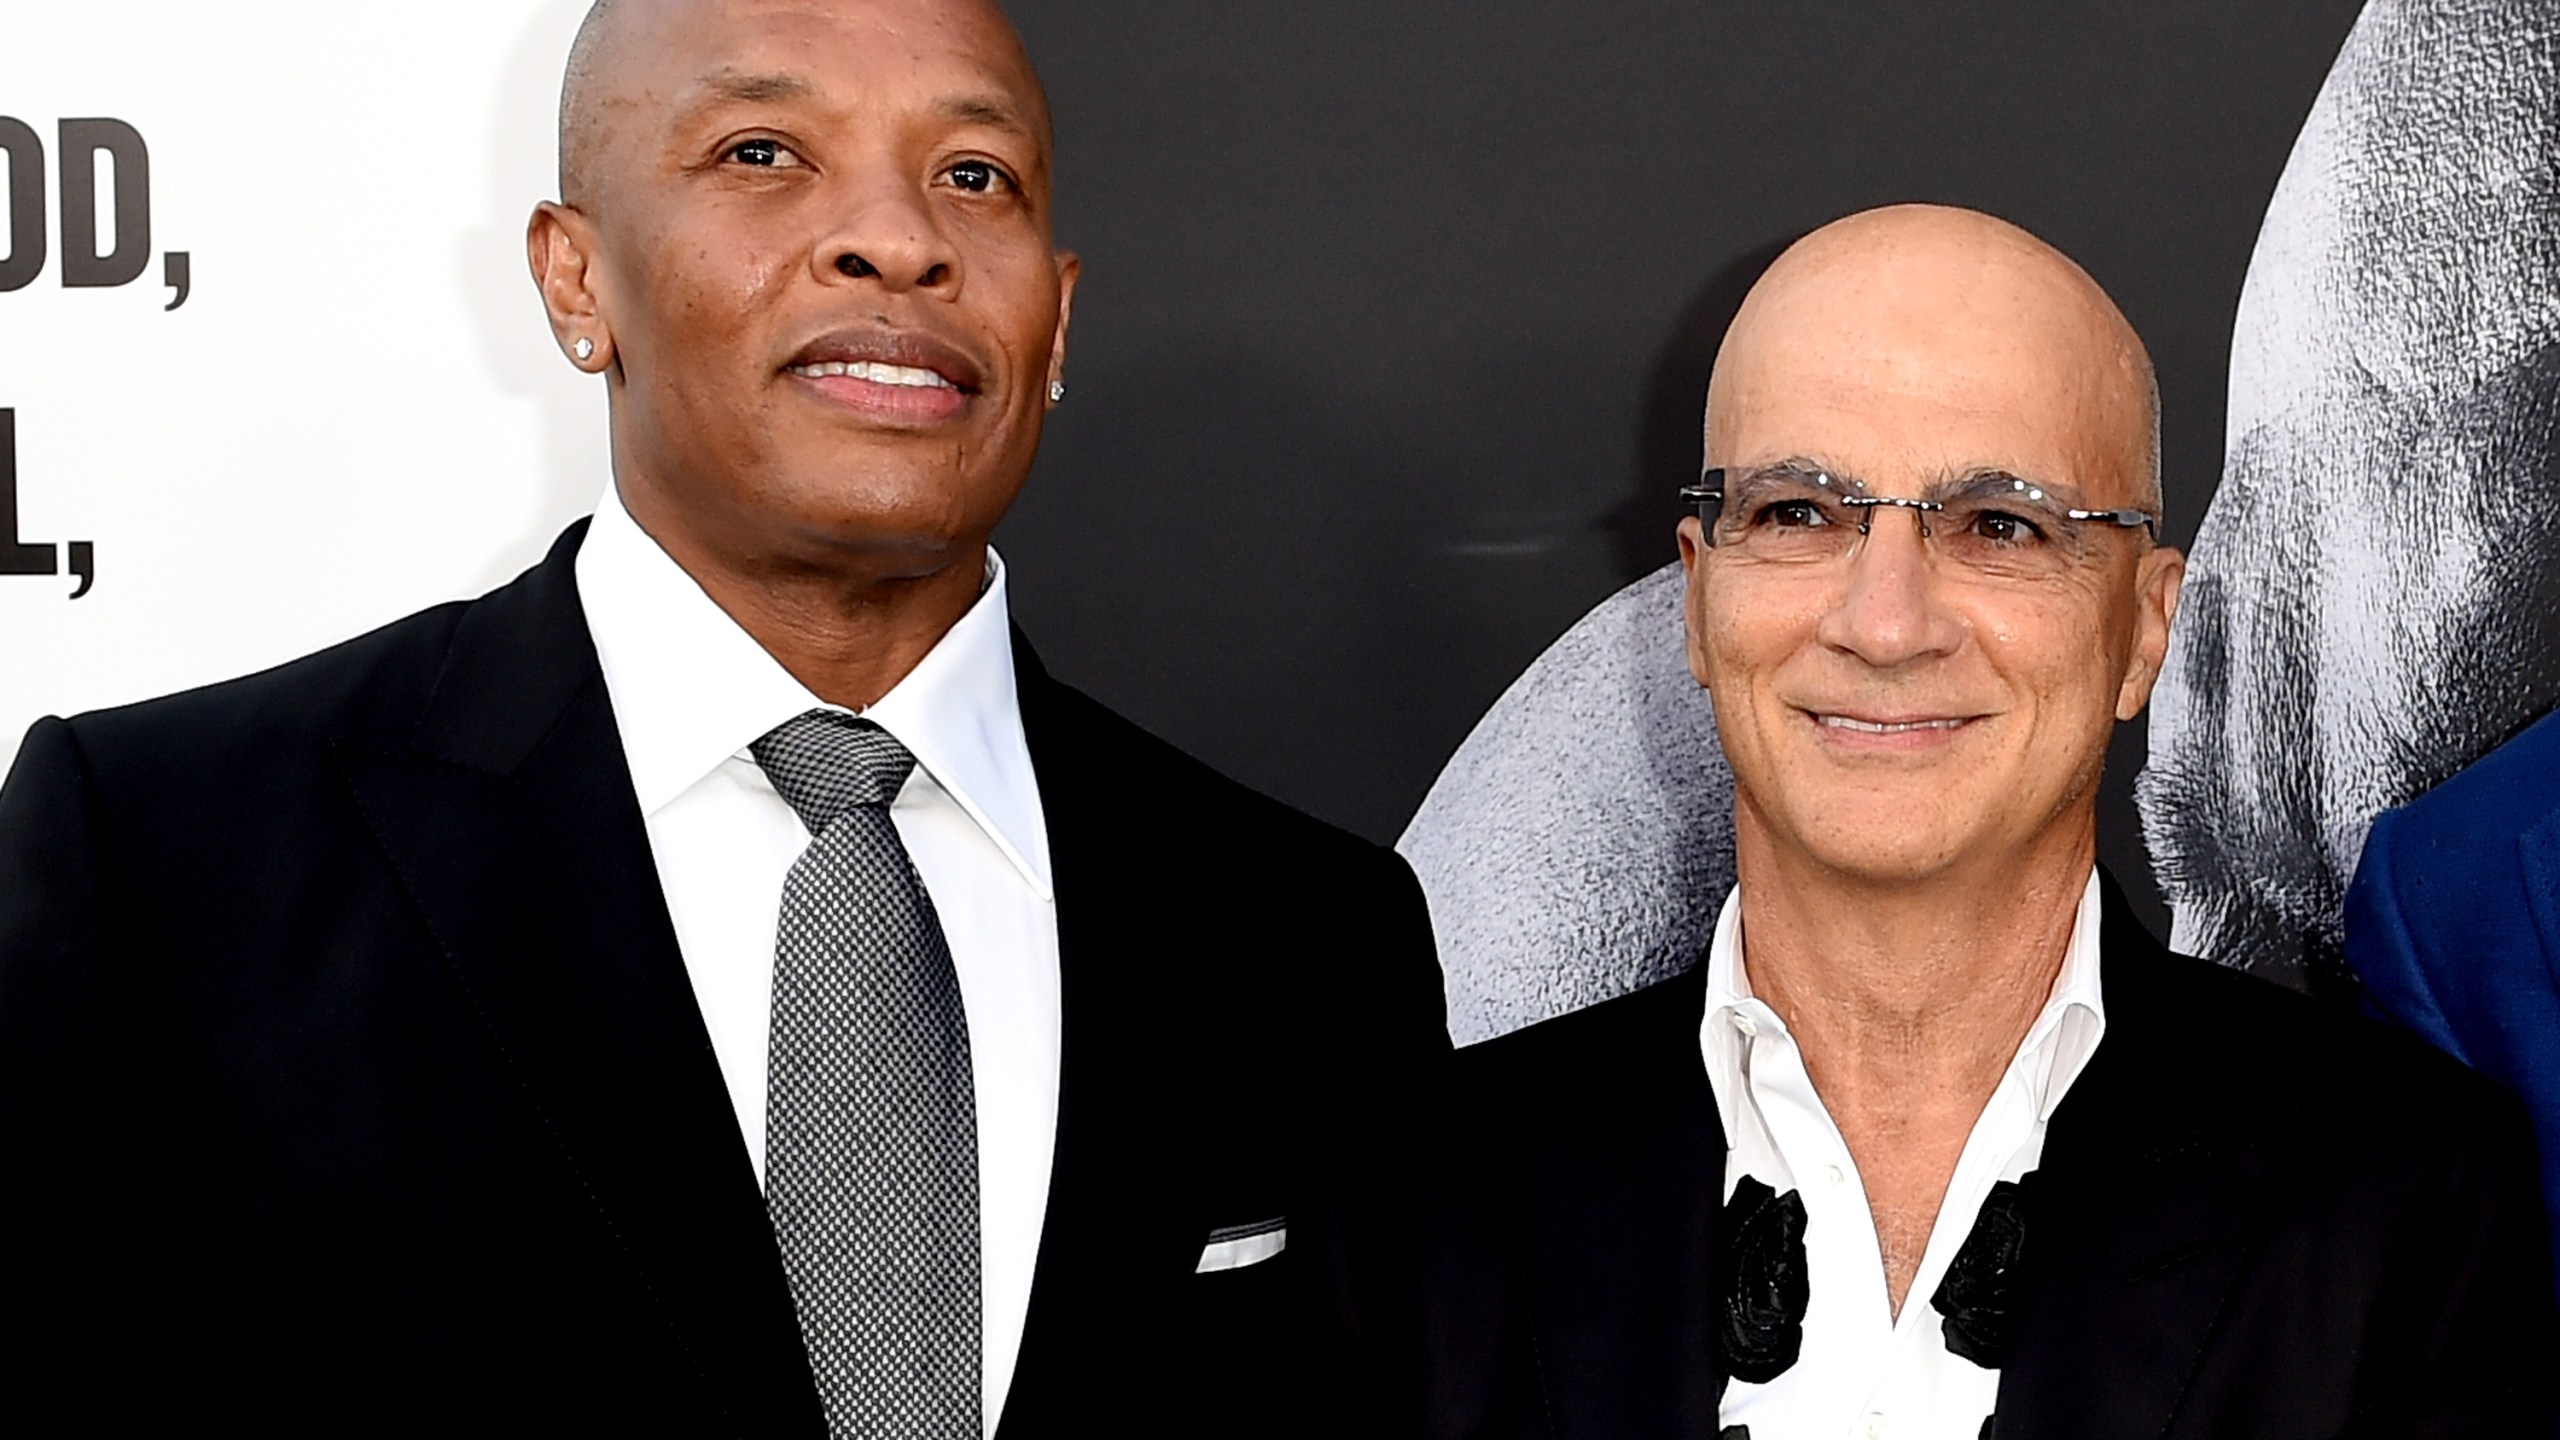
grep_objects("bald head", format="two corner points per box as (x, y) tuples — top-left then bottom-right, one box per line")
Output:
(557, 0), (1050, 210)
(556, 0), (626, 206)
(1707, 204), (2162, 514)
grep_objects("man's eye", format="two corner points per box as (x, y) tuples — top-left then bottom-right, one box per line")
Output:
(1761, 500), (1831, 529)
(1968, 508), (2047, 545)
(945, 160), (1011, 194)
(728, 138), (792, 167)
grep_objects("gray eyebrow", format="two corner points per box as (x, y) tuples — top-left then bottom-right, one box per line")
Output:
(1927, 467), (2095, 509)
(1720, 456), (1851, 487)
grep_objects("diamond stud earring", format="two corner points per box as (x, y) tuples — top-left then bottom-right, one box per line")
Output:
(574, 337), (596, 363)
(1048, 379), (1066, 403)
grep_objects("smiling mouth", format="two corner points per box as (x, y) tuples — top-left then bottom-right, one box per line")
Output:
(1811, 713), (1976, 734)
(784, 359), (962, 391)
(779, 326), (985, 426)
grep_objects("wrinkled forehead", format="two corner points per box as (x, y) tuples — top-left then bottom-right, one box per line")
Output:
(1710, 293), (2149, 503)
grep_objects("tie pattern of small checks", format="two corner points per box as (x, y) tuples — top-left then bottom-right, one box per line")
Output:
(753, 710), (980, 1440)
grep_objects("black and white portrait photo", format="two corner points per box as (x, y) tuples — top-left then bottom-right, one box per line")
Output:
(2138, 0), (2560, 982)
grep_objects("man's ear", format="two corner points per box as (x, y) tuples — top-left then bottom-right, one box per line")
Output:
(1678, 515), (1714, 690)
(528, 201), (615, 372)
(1046, 251), (1080, 404)
(2115, 543), (2188, 721)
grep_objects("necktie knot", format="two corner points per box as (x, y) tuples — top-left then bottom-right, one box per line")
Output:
(751, 710), (918, 834)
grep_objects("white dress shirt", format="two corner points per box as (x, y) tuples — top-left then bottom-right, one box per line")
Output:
(576, 488), (1060, 1437)
(1701, 872), (2107, 1440)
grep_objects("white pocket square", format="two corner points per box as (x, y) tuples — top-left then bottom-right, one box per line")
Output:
(1195, 1217), (1286, 1273)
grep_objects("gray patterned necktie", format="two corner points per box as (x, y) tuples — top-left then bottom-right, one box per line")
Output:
(752, 710), (980, 1440)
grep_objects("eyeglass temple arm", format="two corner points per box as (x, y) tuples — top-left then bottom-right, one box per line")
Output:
(2070, 506), (2161, 539)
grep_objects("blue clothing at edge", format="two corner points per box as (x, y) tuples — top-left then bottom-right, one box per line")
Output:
(2346, 705), (2560, 1303)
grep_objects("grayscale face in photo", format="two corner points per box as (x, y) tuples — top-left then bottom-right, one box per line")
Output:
(2139, 0), (2560, 982)
(1398, 564), (1738, 1046)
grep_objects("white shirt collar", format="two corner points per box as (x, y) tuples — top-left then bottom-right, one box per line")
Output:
(1699, 868), (2108, 1142)
(575, 485), (1053, 899)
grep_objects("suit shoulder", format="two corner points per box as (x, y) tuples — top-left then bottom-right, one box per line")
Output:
(50, 598), (474, 777)
(2126, 945), (2523, 1145)
(2349, 706), (2560, 969)
(1029, 669), (1394, 870)
(50, 524), (588, 779)
(1456, 967), (1708, 1100)
(1427, 969), (1716, 1175)
(2383, 706), (2560, 852)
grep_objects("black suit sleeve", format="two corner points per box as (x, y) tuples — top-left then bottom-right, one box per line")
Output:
(1284, 845), (1450, 1440)
(1369, 848), (1454, 1073)
(1311, 851), (1570, 1440)
(0, 720), (111, 1159)
(0, 722), (231, 1425)
(2354, 1084), (2560, 1437)
(0, 720), (126, 1401)
(2344, 1081), (2560, 1424)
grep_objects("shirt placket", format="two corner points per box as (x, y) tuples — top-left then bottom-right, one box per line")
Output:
(1729, 1002), (1897, 1440)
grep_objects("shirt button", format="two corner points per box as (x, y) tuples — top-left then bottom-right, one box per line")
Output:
(1733, 1014), (1758, 1038)
(1865, 1414), (1887, 1440)
(1824, 1164), (1846, 1186)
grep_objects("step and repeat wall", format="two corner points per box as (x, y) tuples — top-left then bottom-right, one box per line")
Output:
(0, 2), (605, 736)
(13, 1), (2551, 1035)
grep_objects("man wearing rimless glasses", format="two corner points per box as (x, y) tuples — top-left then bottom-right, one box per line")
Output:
(1343, 205), (2556, 1438)
(1680, 461), (2157, 580)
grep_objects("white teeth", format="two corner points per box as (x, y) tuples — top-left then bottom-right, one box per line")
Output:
(789, 360), (957, 389)
(1818, 714), (1964, 734)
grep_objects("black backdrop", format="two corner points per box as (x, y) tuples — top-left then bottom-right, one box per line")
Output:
(996, 3), (2365, 940)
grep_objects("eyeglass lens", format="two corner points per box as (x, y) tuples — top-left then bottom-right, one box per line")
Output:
(1704, 467), (2139, 581)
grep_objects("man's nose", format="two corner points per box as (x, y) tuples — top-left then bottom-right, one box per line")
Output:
(1813, 507), (1967, 668)
(814, 164), (961, 294)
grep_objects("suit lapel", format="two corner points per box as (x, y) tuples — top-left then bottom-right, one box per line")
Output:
(998, 638), (1200, 1435)
(332, 525), (822, 1437)
(1994, 876), (2276, 1440)
(1510, 970), (1729, 1440)
(2516, 807), (2560, 994)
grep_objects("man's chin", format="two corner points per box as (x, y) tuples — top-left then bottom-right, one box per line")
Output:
(1752, 799), (1978, 886)
(753, 464), (1018, 546)
(694, 484), (981, 581)
(1807, 845), (1970, 890)
(775, 515), (978, 574)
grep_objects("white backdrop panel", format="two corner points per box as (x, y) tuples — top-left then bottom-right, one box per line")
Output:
(0, 2), (605, 756)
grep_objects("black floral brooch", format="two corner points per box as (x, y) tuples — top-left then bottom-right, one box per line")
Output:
(1712, 1176), (1810, 1388)
(1930, 1174), (2037, 1368)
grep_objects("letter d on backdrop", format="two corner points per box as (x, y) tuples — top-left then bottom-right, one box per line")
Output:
(57, 118), (148, 289)
(0, 117), (44, 294)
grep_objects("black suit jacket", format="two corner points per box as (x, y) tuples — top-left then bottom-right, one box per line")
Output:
(0, 523), (1447, 1436)
(1349, 872), (2557, 1439)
